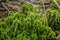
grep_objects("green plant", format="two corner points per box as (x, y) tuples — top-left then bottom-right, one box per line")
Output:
(46, 9), (60, 35)
(21, 3), (39, 14)
(0, 11), (55, 40)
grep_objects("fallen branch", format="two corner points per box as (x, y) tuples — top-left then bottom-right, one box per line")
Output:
(2, 2), (9, 11)
(6, 3), (21, 12)
(53, 0), (60, 8)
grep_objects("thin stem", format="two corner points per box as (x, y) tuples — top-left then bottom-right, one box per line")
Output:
(43, 1), (48, 26)
(53, 0), (60, 8)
